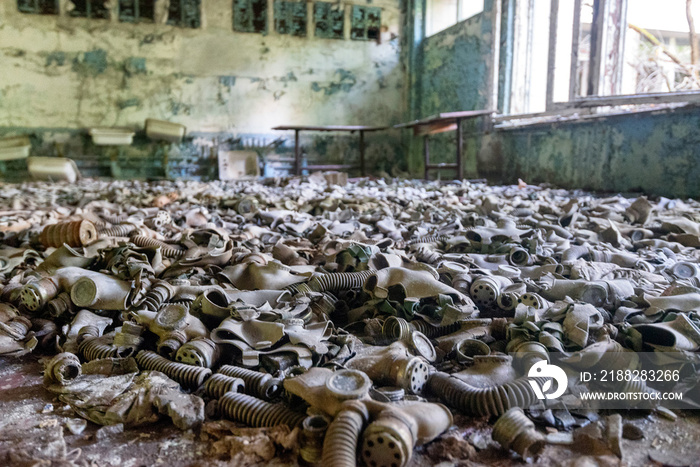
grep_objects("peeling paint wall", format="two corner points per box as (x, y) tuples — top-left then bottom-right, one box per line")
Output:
(487, 107), (700, 199)
(407, 0), (494, 177)
(0, 0), (406, 178)
(417, 15), (487, 117)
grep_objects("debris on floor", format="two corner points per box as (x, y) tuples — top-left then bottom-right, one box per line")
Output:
(0, 177), (700, 466)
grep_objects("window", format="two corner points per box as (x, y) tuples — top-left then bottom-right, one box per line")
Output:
(233, 0), (268, 33)
(507, 0), (700, 115)
(17, 0), (58, 14)
(119, 0), (155, 23)
(351, 5), (381, 41)
(167, 0), (201, 28)
(426, 0), (484, 36)
(314, 2), (344, 40)
(275, 0), (307, 37)
(68, 0), (109, 19)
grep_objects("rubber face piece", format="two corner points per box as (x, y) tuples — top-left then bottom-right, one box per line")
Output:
(326, 369), (372, 400)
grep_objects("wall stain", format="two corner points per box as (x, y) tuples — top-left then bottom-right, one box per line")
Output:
(118, 98), (141, 109)
(311, 69), (357, 95)
(72, 49), (108, 76)
(45, 51), (66, 67)
(124, 57), (147, 77)
(219, 76), (237, 88)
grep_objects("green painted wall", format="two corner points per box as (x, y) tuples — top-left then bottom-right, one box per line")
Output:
(488, 106), (700, 198)
(407, 0), (494, 178)
(410, 0), (700, 198)
(0, 0), (408, 179)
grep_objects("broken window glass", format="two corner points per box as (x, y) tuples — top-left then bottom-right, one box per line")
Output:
(350, 5), (381, 41)
(233, 0), (268, 34)
(119, 0), (155, 23)
(68, 0), (110, 19)
(17, 0), (58, 15)
(314, 2), (344, 40)
(274, 0), (307, 37)
(167, 0), (201, 28)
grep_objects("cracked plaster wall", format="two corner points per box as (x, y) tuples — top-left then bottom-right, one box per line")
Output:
(0, 0), (406, 178)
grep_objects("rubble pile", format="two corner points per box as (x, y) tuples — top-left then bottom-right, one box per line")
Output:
(1, 175), (699, 465)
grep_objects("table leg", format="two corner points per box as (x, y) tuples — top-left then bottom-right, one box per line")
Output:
(359, 130), (366, 176)
(294, 129), (301, 176)
(456, 118), (463, 180)
(424, 135), (430, 180)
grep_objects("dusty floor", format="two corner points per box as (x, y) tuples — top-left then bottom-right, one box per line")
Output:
(3, 178), (700, 467)
(2, 355), (700, 466)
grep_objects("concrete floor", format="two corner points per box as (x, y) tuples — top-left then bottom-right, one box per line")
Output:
(2, 178), (700, 466)
(3, 355), (700, 466)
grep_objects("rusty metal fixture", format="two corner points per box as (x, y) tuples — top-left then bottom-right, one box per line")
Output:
(44, 352), (81, 386)
(20, 277), (59, 313)
(218, 364), (282, 400)
(321, 401), (369, 467)
(218, 392), (305, 428)
(492, 407), (546, 460)
(135, 350), (212, 390)
(204, 373), (246, 399)
(46, 292), (77, 318)
(39, 220), (97, 247)
(70, 273), (133, 310)
(299, 415), (330, 465)
(130, 235), (186, 258)
(175, 337), (220, 368)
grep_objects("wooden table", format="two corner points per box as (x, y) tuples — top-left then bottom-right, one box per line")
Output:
(272, 125), (387, 176)
(394, 110), (494, 180)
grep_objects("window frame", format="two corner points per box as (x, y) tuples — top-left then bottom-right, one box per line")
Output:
(502, 0), (700, 120)
(166, 0), (202, 29)
(17, 0), (59, 15)
(350, 5), (382, 42)
(552, 0), (700, 111)
(67, 0), (110, 20)
(118, 0), (156, 24)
